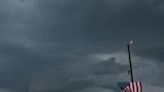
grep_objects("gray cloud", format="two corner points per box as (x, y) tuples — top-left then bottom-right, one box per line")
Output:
(0, 0), (164, 92)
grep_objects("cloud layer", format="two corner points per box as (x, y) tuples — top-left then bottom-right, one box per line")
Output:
(0, 0), (164, 92)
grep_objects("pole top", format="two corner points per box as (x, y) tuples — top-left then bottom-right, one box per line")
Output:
(128, 40), (134, 45)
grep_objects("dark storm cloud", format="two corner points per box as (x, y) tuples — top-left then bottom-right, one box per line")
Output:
(30, 0), (164, 53)
(136, 47), (164, 61)
(28, 57), (129, 92)
(136, 47), (164, 87)
(0, 0), (164, 92)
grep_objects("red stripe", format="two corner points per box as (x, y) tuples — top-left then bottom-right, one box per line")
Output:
(136, 82), (138, 92)
(140, 82), (142, 92)
(136, 82), (139, 92)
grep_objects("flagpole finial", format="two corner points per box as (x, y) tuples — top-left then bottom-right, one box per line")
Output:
(128, 40), (134, 45)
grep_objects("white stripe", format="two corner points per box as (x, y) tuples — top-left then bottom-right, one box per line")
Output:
(134, 82), (137, 92)
(130, 82), (134, 92)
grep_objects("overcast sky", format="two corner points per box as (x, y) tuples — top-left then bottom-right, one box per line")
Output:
(0, 0), (164, 92)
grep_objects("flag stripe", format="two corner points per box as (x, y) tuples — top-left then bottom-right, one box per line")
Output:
(138, 82), (141, 92)
(134, 82), (137, 92)
(139, 82), (142, 92)
(130, 82), (134, 92)
(137, 82), (140, 92)
(136, 82), (138, 92)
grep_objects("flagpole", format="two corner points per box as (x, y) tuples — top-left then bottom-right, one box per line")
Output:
(127, 41), (134, 83)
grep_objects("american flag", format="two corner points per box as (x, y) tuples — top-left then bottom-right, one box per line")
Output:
(117, 81), (142, 92)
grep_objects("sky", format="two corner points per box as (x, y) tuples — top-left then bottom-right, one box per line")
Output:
(0, 0), (164, 92)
